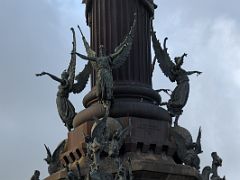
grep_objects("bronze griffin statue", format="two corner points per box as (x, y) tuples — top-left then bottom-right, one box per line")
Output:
(82, 117), (131, 180)
(75, 14), (137, 116)
(44, 140), (66, 175)
(151, 31), (202, 126)
(36, 28), (91, 131)
(171, 126), (203, 170)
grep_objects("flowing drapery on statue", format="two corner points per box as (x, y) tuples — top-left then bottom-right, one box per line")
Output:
(76, 13), (137, 116)
(36, 28), (91, 131)
(151, 31), (202, 126)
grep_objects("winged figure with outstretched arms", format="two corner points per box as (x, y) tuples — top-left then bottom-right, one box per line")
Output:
(76, 13), (137, 116)
(152, 30), (202, 126)
(36, 28), (91, 131)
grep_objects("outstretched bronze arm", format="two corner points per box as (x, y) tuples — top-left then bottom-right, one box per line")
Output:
(187, 71), (202, 76)
(36, 72), (64, 84)
(75, 52), (96, 62)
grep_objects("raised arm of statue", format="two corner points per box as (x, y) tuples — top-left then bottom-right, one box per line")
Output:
(75, 52), (96, 62)
(36, 72), (64, 84)
(186, 71), (202, 76)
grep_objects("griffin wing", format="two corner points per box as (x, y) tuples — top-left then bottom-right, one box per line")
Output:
(152, 32), (175, 80)
(67, 28), (77, 89)
(72, 61), (91, 94)
(44, 144), (52, 159)
(52, 140), (66, 162)
(78, 25), (96, 67)
(195, 127), (203, 154)
(111, 13), (137, 69)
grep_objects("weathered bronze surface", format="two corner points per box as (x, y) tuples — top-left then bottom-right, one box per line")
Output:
(36, 28), (91, 131)
(170, 126), (202, 170)
(201, 152), (226, 180)
(30, 170), (40, 180)
(44, 140), (66, 175)
(152, 32), (202, 126)
(76, 14), (136, 115)
(34, 1), (226, 180)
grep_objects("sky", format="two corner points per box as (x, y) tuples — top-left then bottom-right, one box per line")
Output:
(0, 0), (239, 179)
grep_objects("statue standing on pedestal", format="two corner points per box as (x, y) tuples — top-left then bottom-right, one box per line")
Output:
(36, 28), (91, 131)
(152, 31), (202, 126)
(76, 14), (137, 116)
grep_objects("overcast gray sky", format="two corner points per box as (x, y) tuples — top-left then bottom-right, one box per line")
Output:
(0, 0), (239, 179)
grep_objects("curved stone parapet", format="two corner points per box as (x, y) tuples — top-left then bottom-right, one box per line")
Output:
(83, 82), (161, 108)
(73, 100), (170, 128)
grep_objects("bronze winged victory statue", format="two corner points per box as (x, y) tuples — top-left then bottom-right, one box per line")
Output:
(151, 30), (202, 126)
(75, 14), (137, 116)
(36, 28), (91, 131)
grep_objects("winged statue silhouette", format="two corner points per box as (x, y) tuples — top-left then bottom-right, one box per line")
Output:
(152, 30), (202, 126)
(76, 13), (137, 117)
(36, 28), (91, 131)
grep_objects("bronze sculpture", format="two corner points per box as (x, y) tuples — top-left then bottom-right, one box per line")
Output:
(32, 1), (228, 179)
(201, 152), (226, 180)
(76, 14), (137, 116)
(30, 170), (40, 180)
(82, 117), (131, 180)
(44, 140), (66, 175)
(171, 126), (202, 170)
(211, 152), (226, 180)
(114, 158), (133, 180)
(36, 28), (91, 130)
(152, 31), (202, 126)
(201, 166), (212, 180)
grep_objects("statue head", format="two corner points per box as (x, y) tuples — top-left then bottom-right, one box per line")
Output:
(61, 70), (69, 79)
(174, 53), (187, 66)
(99, 45), (105, 57)
(211, 152), (222, 166)
(174, 57), (184, 67)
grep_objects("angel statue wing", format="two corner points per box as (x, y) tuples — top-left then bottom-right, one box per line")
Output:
(151, 31), (175, 81)
(72, 61), (91, 94)
(67, 27), (77, 89)
(78, 25), (96, 67)
(111, 13), (137, 69)
(195, 127), (203, 154)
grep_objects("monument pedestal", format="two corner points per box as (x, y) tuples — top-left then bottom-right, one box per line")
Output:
(44, 152), (200, 180)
